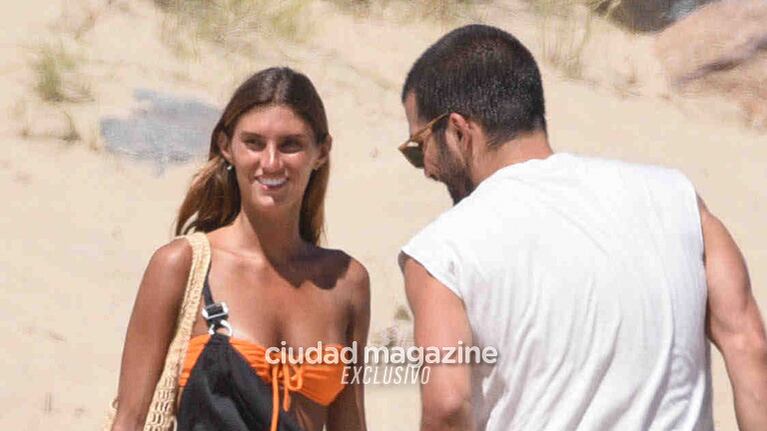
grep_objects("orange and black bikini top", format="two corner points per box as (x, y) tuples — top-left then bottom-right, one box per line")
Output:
(178, 265), (347, 431)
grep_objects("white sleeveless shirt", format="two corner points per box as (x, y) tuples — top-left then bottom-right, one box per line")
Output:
(401, 153), (713, 430)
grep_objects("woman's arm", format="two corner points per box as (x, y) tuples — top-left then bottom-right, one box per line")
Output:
(111, 238), (193, 431)
(326, 259), (370, 431)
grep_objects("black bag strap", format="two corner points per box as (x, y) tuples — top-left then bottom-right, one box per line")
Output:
(201, 261), (232, 336)
(202, 263), (215, 307)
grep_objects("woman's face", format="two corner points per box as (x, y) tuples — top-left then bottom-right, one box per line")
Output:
(223, 104), (328, 212)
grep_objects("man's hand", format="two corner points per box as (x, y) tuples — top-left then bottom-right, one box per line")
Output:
(700, 196), (767, 431)
(401, 253), (476, 431)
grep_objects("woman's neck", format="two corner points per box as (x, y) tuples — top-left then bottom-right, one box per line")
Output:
(228, 203), (309, 264)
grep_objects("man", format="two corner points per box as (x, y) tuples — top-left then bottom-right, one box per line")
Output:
(398, 24), (767, 431)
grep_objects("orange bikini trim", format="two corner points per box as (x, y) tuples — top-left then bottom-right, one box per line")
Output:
(179, 334), (347, 431)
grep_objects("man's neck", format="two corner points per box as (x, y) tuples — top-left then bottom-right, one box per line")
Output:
(471, 130), (553, 185)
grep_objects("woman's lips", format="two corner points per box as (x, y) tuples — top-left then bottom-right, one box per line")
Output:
(256, 176), (287, 191)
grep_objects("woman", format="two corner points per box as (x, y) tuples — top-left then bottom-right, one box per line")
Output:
(111, 67), (369, 431)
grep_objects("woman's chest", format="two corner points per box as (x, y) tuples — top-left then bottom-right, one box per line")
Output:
(192, 268), (351, 348)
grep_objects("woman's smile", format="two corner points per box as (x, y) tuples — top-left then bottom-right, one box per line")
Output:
(256, 175), (288, 191)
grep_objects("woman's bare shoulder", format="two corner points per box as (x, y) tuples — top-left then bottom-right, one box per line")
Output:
(310, 247), (369, 292)
(150, 237), (194, 274)
(313, 249), (370, 335)
(137, 236), (196, 302)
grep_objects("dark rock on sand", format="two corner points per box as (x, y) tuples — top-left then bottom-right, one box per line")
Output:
(598, 0), (716, 32)
(100, 89), (220, 172)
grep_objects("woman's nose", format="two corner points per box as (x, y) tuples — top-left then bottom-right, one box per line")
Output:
(261, 145), (283, 172)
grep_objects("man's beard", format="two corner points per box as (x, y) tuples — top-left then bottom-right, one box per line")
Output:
(435, 135), (475, 205)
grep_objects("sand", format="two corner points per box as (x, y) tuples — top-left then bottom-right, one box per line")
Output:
(0, 0), (764, 429)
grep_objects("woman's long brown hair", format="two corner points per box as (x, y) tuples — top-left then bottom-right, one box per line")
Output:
(174, 67), (330, 244)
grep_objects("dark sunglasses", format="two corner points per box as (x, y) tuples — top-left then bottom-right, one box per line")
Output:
(398, 112), (450, 168)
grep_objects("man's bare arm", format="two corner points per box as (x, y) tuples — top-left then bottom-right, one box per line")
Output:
(700, 196), (767, 431)
(401, 253), (475, 431)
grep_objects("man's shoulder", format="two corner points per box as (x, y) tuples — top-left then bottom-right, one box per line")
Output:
(422, 191), (491, 236)
(594, 153), (683, 174)
(576, 154), (693, 187)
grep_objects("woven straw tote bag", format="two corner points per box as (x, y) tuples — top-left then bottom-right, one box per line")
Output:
(102, 231), (211, 431)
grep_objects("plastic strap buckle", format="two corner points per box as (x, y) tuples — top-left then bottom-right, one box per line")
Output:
(201, 302), (232, 336)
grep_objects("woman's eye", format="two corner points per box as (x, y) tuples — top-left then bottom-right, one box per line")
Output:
(244, 139), (265, 150)
(280, 140), (303, 153)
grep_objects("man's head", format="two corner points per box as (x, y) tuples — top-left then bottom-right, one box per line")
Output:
(401, 24), (547, 204)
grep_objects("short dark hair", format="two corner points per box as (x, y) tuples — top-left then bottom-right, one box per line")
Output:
(402, 24), (546, 145)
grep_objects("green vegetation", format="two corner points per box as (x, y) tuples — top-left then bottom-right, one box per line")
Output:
(31, 42), (92, 103)
(155, 0), (479, 57)
(156, 0), (313, 55)
(330, 0), (479, 23)
(530, 0), (623, 79)
(394, 304), (412, 322)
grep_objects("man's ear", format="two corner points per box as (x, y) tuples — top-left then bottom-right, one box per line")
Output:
(315, 134), (332, 170)
(449, 113), (473, 155)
